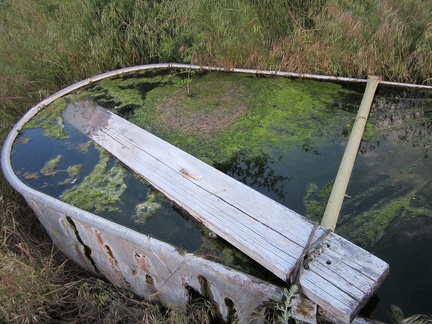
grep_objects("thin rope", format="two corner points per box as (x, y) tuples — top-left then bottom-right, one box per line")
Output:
(288, 222), (332, 290)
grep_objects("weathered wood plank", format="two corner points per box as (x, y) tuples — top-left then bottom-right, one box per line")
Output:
(63, 101), (389, 322)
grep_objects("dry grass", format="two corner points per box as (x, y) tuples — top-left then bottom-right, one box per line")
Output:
(269, 0), (432, 83)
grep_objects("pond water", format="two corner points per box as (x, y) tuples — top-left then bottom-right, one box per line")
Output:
(10, 69), (432, 321)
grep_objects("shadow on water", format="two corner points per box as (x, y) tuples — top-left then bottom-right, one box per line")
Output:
(215, 151), (292, 202)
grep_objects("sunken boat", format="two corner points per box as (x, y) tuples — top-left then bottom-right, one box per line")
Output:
(4, 63), (430, 323)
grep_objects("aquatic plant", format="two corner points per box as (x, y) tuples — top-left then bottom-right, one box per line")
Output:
(77, 140), (93, 153)
(24, 98), (69, 140)
(40, 155), (62, 177)
(303, 182), (334, 222)
(79, 70), (356, 168)
(389, 304), (432, 324)
(23, 172), (39, 180)
(61, 146), (127, 213)
(132, 191), (163, 226)
(59, 164), (82, 186)
(337, 179), (432, 248)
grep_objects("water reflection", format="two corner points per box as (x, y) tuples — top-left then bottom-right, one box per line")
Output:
(215, 151), (292, 202)
(355, 89), (432, 159)
(372, 216), (432, 320)
(336, 86), (432, 322)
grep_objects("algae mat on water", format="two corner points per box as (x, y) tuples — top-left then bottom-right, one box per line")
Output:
(84, 69), (359, 165)
(16, 68), (367, 237)
(19, 68), (431, 252)
(12, 68), (361, 275)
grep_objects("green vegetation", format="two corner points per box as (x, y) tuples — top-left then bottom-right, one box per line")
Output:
(304, 182), (334, 222)
(274, 285), (300, 324)
(40, 155), (62, 176)
(338, 179), (432, 248)
(59, 164), (83, 185)
(78, 140), (94, 153)
(82, 70), (355, 165)
(388, 305), (432, 324)
(61, 146), (128, 213)
(25, 98), (69, 139)
(132, 190), (163, 225)
(1, 0), (431, 322)
(340, 195), (410, 248)
(23, 171), (39, 180)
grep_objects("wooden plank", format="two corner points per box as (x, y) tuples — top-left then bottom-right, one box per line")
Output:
(63, 101), (389, 322)
(299, 235), (389, 321)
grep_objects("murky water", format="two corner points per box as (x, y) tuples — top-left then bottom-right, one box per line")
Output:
(12, 123), (205, 253)
(344, 87), (432, 320)
(10, 69), (432, 321)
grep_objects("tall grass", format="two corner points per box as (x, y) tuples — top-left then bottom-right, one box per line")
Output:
(1, 0), (431, 322)
(1, 0), (430, 99)
(269, 0), (432, 82)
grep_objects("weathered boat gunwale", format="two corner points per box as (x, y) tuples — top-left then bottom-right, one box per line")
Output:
(22, 194), (285, 322)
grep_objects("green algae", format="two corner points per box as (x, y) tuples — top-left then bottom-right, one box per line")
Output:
(15, 136), (31, 145)
(59, 164), (82, 185)
(25, 98), (68, 139)
(23, 172), (38, 180)
(132, 190), (163, 226)
(337, 178), (432, 248)
(61, 146), (128, 213)
(94, 79), (144, 110)
(65, 69), (360, 167)
(209, 77), (354, 163)
(303, 182), (333, 222)
(362, 122), (379, 141)
(339, 198), (409, 248)
(81, 70), (358, 166)
(89, 71), (175, 118)
(78, 140), (93, 153)
(67, 164), (81, 178)
(40, 155), (62, 176)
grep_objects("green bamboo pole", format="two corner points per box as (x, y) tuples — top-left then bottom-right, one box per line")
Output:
(321, 76), (381, 230)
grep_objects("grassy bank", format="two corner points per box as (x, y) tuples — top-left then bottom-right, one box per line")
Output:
(1, 0), (431, 322)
